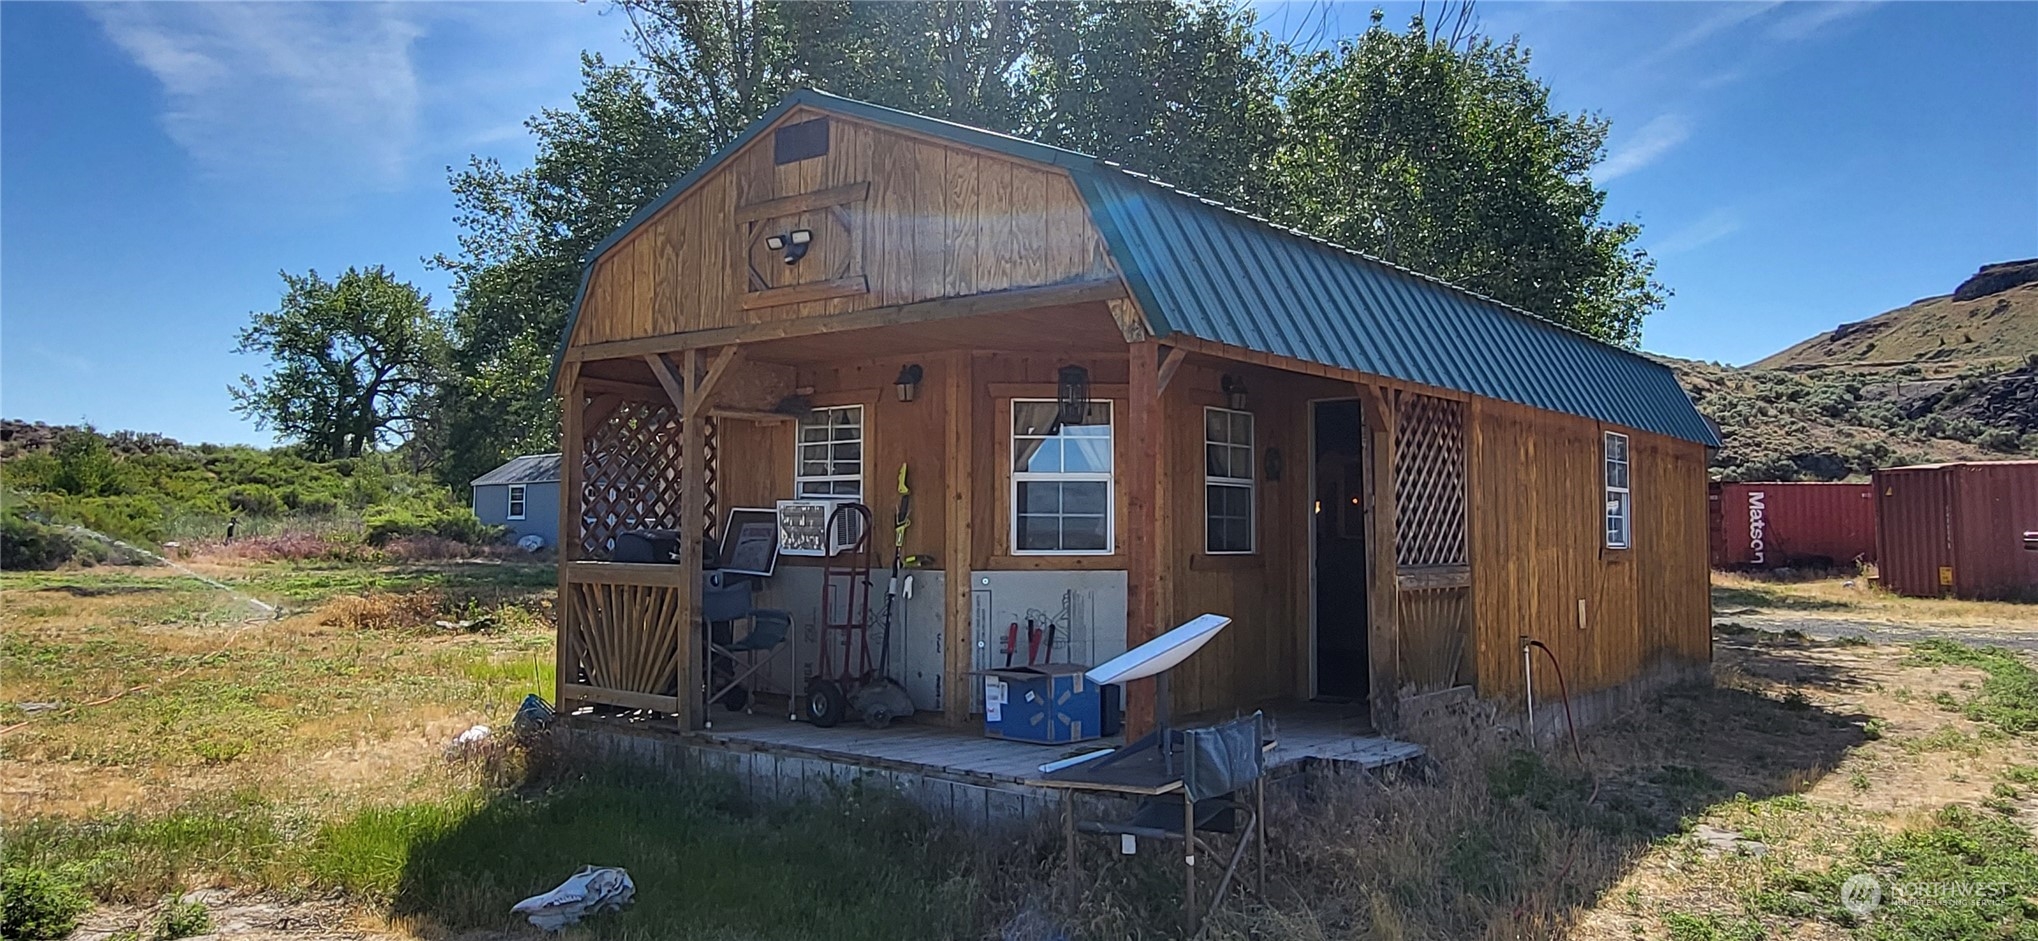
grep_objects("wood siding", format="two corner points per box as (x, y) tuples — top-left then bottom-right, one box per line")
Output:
(570, 108), (1115, 348)
(1466, 399), (1711, 699)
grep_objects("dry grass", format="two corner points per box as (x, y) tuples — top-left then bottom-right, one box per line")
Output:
(1713, 570), (2038, 627)
(316, 591), (446, 632)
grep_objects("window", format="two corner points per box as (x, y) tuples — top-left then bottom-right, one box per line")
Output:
(1204, 407), (1255, 553)
(795, 405), (864, 499)
(1011, 399), (1113, 554)
(1603, 431), (1631, 549)
(506, 484), (527, 521)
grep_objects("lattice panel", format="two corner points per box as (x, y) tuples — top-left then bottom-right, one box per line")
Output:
(565, 580), (681, 695)
(702, 417), (719, 544)
(579, 399), (686, 558)
(1394, 393), (1468, 567)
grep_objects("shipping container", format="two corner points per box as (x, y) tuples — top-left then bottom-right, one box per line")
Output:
(1708, 481), (1877, 569)
(1873, 461), (2038, 600)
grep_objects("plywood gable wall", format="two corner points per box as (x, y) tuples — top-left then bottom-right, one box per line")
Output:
(570, 108), (1117, 349)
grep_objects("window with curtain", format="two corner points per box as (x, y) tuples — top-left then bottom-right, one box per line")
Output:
(1011, 399), (1113, 553)
(1205, 407), (1254, 553)
(795, 405), (864, 499)
(1604, 431), (1631, 548)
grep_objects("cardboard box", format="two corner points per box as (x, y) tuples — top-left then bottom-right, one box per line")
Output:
(979, 663), (1102, 744)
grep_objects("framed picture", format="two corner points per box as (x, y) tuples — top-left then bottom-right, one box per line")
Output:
(721, 507), (782, 576)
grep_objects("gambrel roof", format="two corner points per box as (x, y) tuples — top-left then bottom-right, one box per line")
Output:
(558, 90), (1718, 447)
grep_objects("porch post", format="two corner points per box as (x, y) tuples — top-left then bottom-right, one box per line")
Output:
(1356, 383), (1402, 732)
(942, 350), (976, 726)
(675, 348), (706, 731)
(1124, 340), (1172, 738)
(556, 363), (583, 712)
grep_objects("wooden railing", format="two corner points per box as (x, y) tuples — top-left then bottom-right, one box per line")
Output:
(558, 561), (687, 713)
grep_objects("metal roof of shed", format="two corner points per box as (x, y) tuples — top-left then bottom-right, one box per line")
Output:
(555, 89), (1718, 447)
(472, 453), (562, 486)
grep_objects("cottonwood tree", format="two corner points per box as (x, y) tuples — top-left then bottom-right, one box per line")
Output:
(231, 267), (447, 459)
(1269, 10), (1666, 344)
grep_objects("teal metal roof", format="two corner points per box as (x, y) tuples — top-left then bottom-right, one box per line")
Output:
(1071, 168), (1719, 446)
(555, 89), (1717, 447)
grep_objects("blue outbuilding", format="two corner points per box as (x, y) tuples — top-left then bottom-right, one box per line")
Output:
(471, 453), (561, 548)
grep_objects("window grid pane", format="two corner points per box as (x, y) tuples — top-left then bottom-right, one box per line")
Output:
(1011, 401), (1114, 553)
(1203, 408), (1255, 553)
(795, 405), (864, 500)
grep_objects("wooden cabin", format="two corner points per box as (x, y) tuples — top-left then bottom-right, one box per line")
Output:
(550, 90), (1718, 739)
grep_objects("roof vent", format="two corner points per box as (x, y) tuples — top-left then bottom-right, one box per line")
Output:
(774, 118), (829, 164)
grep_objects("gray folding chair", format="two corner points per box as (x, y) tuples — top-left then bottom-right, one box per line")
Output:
(701, 575), (793, 722)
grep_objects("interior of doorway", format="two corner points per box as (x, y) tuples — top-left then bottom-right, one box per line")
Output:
(1312, 399), (1370, 701)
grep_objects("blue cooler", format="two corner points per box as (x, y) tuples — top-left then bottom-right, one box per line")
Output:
(980, 664), (1103, 744)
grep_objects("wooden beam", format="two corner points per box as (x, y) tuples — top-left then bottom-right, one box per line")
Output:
(567, 278), (1126, 363)
(1155, 346), (1188, 395)
(687, 345), (744, 420)
(1122, 339), (1172, 738)
(709, 407), (793, 424)
(559, 683), (681, 715)
(564, 560), (689, 587)
(739, 276), (869, 311)
(555, 364), (583, 711)
(674, 347), (706, 731)
(581, 376), (664, 400)
(1158, 333), (1472, 404)
(584, 394), (626, 430)
(942, 350), (976, 727)
(645, 353), (686, 412)
(1105, 297), (1150, 343)
(734, 181), (870, 223)
(1355, 382), (1402, 732)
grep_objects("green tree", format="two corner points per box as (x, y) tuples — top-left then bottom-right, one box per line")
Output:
(1268, 11), (1666, 344)
(46, 427), (127, 497)
(230, 267), (446, 459)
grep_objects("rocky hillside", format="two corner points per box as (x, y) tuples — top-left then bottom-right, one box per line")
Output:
(1679, 260), (2038, 481)
(1754, 260), (2038, 375)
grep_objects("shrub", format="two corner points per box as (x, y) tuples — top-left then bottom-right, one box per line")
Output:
(224, 485), (284, 516)
(318, 591), (444, 632)
(1, 509), (77, 570)
(362, 502), (499, 547)
(1, 866), (92, 941)
(153, 897), (210, 940)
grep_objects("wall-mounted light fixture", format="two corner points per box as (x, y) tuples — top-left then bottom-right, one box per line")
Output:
(1221, 374), (1249, 411)
(894, 363), (924, 403)
(764, 228), (813, 265)
(1056, 365), (1092, 425)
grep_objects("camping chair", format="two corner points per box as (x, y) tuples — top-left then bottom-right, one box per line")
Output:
(700, 574), (793, 724)
(1071, 711), (1269, 932)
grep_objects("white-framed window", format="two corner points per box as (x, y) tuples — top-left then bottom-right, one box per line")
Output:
(506, 484), (527, 521)
(1204, 407), (1255, 554)
(1011, 399), (1113, 554)
(795, 405), (864, 499)
(1604, 431), (1631, 549)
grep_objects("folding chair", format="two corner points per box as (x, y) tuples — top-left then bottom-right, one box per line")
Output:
(701, 575), (793, 722)
(1069, 711), (1268, 933)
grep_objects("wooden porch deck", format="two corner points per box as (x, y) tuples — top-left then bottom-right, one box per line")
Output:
(577, 698), (1425, 789)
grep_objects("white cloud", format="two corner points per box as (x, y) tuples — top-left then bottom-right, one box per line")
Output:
(1653, 208), (1745, 256)
(90, 2), (426, 188)
(1766, 2), (1879, 42)
(1599, 114), (1693, 182)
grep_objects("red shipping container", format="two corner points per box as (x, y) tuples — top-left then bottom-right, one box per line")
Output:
(1709, 482), (1878, 569)
(1873, 461), (2038, 600)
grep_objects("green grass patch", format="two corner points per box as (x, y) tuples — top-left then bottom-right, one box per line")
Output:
(1664, 911), (1767, 941)
(1907, 641), (2038, 734)
(1746, 804), (2038, 939)
(3, 768), (986, 940)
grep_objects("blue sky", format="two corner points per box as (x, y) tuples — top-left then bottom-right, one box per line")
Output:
(4, 2), (2034, 446)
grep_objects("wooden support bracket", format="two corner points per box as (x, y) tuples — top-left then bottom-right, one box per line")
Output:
(1156, 346), (1188, 395)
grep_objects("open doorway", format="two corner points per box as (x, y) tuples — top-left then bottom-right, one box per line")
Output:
(1312, 400), (1370, 701)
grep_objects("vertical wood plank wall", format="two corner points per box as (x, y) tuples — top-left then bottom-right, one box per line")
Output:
(570, 109), (1115, 347)
(1466, 398), (1711, 699)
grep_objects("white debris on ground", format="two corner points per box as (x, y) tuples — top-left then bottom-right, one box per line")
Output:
(442, 724), (491, 758)
(511, 866), (635, 931)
